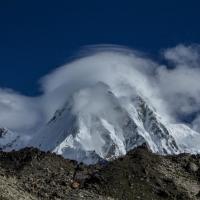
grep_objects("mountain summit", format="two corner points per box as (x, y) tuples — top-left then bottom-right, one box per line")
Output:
(16, 82), (199, 164)
(1, 47), (200, 164)
(1, 82), (200, 164)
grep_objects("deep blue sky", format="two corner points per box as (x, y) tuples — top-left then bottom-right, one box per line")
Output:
(0, 0), (200, 96)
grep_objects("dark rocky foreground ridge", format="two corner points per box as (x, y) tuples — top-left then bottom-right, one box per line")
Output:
(1, 145), (200, 200)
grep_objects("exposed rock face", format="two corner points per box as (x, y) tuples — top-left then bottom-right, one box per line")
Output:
(1, 146), (200, 200)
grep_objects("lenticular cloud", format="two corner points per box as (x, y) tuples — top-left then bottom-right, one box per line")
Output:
(0, 44), (200, 135)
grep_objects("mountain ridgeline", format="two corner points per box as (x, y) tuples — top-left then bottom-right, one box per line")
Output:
(1, 82), (200, 164)
(1, 145), (200, 199)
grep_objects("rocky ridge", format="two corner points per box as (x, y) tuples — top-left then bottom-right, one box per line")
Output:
(1, 145), (200, 199)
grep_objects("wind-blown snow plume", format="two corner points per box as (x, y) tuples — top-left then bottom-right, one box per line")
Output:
(0, 44), (200, 135)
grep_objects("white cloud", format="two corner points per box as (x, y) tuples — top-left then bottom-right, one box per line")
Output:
(40, 47), (166, 119)
(163, 44), (200, 67)
(0, 89), (45, 133)
(157, 45), (200, 127)
(192, 115), (200, 131)
(1, 44), (200, 134)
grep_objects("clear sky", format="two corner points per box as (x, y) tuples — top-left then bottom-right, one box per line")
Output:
(0, 0), (200, 96)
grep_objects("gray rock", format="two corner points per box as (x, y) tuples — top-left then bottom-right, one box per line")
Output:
(187, 162), (199, 172)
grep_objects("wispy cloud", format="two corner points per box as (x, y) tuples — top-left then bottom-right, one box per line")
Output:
(157, 44), (200, 126)
(0, 44), (200, 135)
(0, 89), (44, 133)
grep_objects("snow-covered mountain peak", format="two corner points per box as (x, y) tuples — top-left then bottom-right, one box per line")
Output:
(1, 81), (200, 164)
(26, 82), (184, 164)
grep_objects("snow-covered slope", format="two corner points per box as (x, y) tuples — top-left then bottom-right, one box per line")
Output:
(168, 124), (200, 154)
(28, 82), (185, 164)
(1, 82), (200, 164)
(0, 128), (21, 151)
